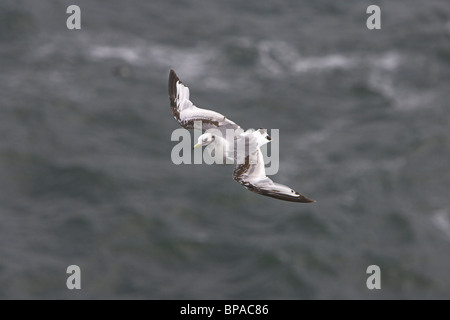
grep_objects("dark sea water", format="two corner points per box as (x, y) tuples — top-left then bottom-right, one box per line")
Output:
(1, 0), (449, 299)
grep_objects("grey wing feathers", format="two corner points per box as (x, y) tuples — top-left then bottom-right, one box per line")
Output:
(168, 69), (240, 131)
(247, 178), (316, 203)
(233, 148), (315, 203)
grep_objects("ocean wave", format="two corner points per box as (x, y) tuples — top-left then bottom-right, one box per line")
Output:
(257, 40), (353, 74)
(88, 43), (218, 78)
(90, 46), (143, 64)
(86, 39), (407, 77)
(29, 36), (430, 111)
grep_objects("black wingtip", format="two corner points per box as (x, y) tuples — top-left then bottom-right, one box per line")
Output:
(169, 69), (181, 83)
(169, 69), (180, 101)
(169, 68), (176, 79)
(298, 194), (316, 203)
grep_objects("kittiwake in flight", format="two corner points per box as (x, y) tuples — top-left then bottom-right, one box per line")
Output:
(168, 69), (315, 203)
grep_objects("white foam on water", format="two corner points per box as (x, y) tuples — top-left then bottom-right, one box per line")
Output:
(432, 210), (450, 240)
(88, 43), (223, 88)
(257, 40), (354, 75)
(365, 52), (438, 111)
(367, 70), (434, 111)
(39, 36), (432, 112)
(293, 54), (352, 72)
(254, 41), (410, 80)
(90, 46), (143, 64)
(257, 40), (300, 75)
(372, 51), (401, 71)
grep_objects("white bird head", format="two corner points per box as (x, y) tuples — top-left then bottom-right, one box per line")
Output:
(193, 133), (215, 149)
(255, 128), (271, 147)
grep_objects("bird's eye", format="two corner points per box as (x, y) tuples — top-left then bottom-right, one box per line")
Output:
(212, 135), (215, 140)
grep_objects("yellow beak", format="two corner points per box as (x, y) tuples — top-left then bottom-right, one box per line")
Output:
(193, 143), (202, 149)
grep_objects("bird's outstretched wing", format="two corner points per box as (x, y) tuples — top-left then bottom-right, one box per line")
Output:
(233, 133), (315, 203)
(168, 69), (240, 133)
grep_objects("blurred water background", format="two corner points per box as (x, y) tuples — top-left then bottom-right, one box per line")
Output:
(0, 0), (449, 299)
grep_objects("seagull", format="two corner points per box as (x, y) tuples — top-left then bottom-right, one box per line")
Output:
(168, 69), (315, 203)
